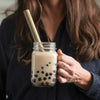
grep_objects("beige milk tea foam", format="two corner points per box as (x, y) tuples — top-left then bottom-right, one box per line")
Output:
(31, 51), (57, 87)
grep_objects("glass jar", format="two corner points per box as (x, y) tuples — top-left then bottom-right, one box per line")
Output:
(31, 42), (58, 87)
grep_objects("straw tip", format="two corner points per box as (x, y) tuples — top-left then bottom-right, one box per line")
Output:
(23, 9), (30, 13)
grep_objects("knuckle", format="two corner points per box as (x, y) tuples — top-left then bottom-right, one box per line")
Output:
(72, 68), (76, 73)
(63, 63), (66, 68)
(70, 56), (74, 60)
(57, 61), (61, 66)
(70, 56), (73, 59)
(69, 56), (75, 63)
(71, 71), (74, 76)
(70, 68), (76, 76)
(60, 55), (64, 61)
(70, 69), (75, 75)
(67, 77), (71, 82)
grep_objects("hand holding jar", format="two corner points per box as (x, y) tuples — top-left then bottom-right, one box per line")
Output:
(57, 49), (93, 90)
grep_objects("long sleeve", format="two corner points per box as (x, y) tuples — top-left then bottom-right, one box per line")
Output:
(0, 20), (9, 100)
(0, 17), (15, 100)
(80, 60), (100, 100)
(0, 40), (8, 100)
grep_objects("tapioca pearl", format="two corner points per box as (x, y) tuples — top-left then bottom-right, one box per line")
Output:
(38, 78), (42, 81)
(53, 70), (56, 73)
(41, 82), (44, 85)
(55, 64), (57, 66)
(34, 74), (38, 77)
(49, 62), (51, 64)
(45, 73), (48, 76)
(41, 71), (44, 74)
(46, 64), (49, 67)
(43, 77), (47, 81)
(52, 78), (56, 82)
(46, 82), (49, 85)
(48, 77), (51, 80)
(41, 66), (44, 69)
(37, 71), (39, 73)
(49, 73), (52, 76)
(32, 79), (36, 82)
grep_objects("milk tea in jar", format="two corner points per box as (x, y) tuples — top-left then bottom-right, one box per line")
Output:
(31, 42), (57, 87)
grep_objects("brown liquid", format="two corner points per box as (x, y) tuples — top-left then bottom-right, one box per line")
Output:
(31, 51), (57, 87)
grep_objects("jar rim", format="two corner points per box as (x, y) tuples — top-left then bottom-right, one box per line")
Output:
(33, 42), (56, 51)
(33, 42), (56, 45)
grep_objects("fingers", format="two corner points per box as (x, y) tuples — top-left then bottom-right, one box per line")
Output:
(57, 68), (75, 83)
(57, 49), (76, 83)
(58, 68), (72, 79)
(57, 75), (67, 83)
(57, 49), (75, 66)
(57, 61), (74, 75)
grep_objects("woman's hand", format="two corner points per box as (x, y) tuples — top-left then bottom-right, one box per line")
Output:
(57, 49), (93, 90)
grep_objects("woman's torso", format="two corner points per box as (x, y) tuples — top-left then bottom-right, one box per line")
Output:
(0, 16), (99, 100)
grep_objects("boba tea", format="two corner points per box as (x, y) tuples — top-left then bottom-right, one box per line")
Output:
(31, 42), (57, 87)
(24, 10), (57, 87)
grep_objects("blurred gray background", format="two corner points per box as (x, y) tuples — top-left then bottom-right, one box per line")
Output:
(0, 0), (100, 24)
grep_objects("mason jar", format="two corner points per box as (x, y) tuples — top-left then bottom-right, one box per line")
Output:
(31, 42), (58, 87)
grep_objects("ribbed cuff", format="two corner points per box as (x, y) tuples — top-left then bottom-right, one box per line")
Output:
(79, 72), (100, 100)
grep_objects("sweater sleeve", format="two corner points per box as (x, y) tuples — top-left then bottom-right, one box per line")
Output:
(0, 19), (9, 100)
(0, 17), (15, 100)
(0, 40), (7, 100)
(80, 60), (100, 100)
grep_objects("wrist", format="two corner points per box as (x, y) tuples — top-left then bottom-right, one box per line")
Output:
(74, 69), (93, 90)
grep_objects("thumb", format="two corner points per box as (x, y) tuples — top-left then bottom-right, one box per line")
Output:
(57, 49), (63, 55)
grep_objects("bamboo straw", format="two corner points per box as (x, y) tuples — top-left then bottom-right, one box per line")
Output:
(23, 9), (44, 51)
